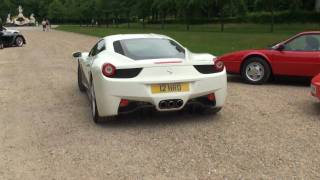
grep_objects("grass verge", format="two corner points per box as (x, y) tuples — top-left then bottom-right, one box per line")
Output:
(56, 23), (319, 55)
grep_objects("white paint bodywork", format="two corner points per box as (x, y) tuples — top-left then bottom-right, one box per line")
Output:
(76, 34), (227, 117)
(3, 27), (20, 34)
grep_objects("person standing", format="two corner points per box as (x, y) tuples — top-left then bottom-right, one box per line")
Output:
(42, 19), (47, 32)
(0, 19), (4, 49)
(46, 19), (50, 31)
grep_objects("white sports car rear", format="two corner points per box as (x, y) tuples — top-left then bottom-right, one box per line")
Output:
(73, 34), (227, 123)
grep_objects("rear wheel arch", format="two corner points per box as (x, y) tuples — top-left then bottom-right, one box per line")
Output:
(90, 73), (94, 86)
(20, 35), (26, 43)
(240, 55), (273, 84)
(77, 62), (86, 92)
(89, 73), (116, 123)
(14, 35), (25, 46)
(15, 35), (24, 41)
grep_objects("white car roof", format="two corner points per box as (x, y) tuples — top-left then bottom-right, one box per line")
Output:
(104, 34), (172, 42)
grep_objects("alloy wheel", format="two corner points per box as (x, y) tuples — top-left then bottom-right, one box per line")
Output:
(245, 62), (265, 82)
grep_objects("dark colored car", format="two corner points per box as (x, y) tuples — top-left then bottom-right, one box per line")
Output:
(1, 27), (26, 48)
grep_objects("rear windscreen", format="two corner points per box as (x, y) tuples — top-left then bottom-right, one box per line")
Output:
(113, 38), (185, 60)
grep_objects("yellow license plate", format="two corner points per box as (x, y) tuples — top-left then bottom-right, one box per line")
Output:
(151, 83), (189, 94)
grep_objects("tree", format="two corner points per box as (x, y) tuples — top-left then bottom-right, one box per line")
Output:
(62, 0), (82, 23)
(270, 0), (274, 32)
(176, 0), (200, 30)
(122, 0), (135, 28)
(134, 0), (153, 28)
(292, 0), (302, 11)
(217, 0), (230, 32)
(0, 0), (14, 20)
(48, 0), (65, 23)
(0, 0), (318, 30)
(152, 0), (175, 29)
(316, 0), (320, 12)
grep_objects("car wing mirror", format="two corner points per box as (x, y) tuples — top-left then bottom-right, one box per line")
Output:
(276, 44), (285, 51)
(81, 52), (89, 59)
(72, 52), (82, 58)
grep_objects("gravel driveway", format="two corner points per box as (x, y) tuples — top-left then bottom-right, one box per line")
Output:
(0, 28), (319, 179)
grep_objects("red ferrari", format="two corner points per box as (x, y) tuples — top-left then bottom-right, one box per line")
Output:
(218, 31), (320, 84)
(311, 74), (320, 100)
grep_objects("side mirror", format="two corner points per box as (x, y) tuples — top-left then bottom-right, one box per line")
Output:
(72, 52), (82, 58)
(276, 44), (285, 51)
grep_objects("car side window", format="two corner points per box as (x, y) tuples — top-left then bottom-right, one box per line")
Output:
(89, 40), (106, 57)
(97, 40), (106, 54)
(89, 44), (98, 57)
(113, 41), (125, 55)
(284, 34), (320, 51)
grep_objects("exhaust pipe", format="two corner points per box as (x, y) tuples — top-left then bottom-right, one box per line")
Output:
(159, 100), (184, 109)
(168, 101), (176, 108)
(176, 100), (184, 108)
(159, 101), (168, 109)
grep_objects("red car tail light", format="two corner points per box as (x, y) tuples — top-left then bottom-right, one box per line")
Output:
(208, 93), (216, 101)
(119, 99), (129, 107)
(213, 60), (225, 72)
(102, 63), (116, 77)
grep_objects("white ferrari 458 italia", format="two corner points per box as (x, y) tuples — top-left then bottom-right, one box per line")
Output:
(73, 34), (227, 123)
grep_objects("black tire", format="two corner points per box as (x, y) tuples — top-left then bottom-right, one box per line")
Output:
(104, 116), (117, 122)
(78, 64), (86, 92)
(192, 106), (222, 115)
(15, 36), (24, 47)
(90, 82), (116, 124)
(90, 83), (102, 124)
(203, 107), (222, 115)
(241, 57), (271, 85)
(210, 107), (222, 114)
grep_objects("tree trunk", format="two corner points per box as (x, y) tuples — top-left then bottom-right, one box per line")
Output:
(105, 13), (109, 28)
(207, 8), (211, 28)
(127, 12), (130, 29)
(161, 11), (166, 29)
(142, 18), (145, 29)
(316, 0), (320, 12)
(270, 0), (274, 32)
(185, 11), (190, 31)
(116, 18), (118, 28)
(220, 9), (224, 32)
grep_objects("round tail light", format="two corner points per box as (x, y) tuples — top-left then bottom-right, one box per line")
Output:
(208, 93), (216, 101)
(119, 99), (129, 107)
(213, 60), (224, 72)
(102, 63), (116, 77)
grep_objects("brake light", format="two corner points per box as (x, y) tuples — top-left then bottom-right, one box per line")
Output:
(102, 63), (116, 77)
(119, 99), (129, 107)
(208, 94), (216, 101)
(213, 60), (224, 72)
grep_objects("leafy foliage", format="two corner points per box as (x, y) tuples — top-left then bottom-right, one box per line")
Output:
(0, 0), (318, 24)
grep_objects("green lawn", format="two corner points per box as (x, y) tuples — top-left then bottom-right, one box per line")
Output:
(56, 23), (320, 55)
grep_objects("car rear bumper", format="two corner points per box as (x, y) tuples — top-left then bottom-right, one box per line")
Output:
(93, 70), (227, 117)
(311, 84), (320, 99)
(117, 95), (220, 115)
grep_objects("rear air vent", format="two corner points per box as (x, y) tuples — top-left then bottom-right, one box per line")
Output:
(194, 65), (220, 74)
(111, 68), (142, 78)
